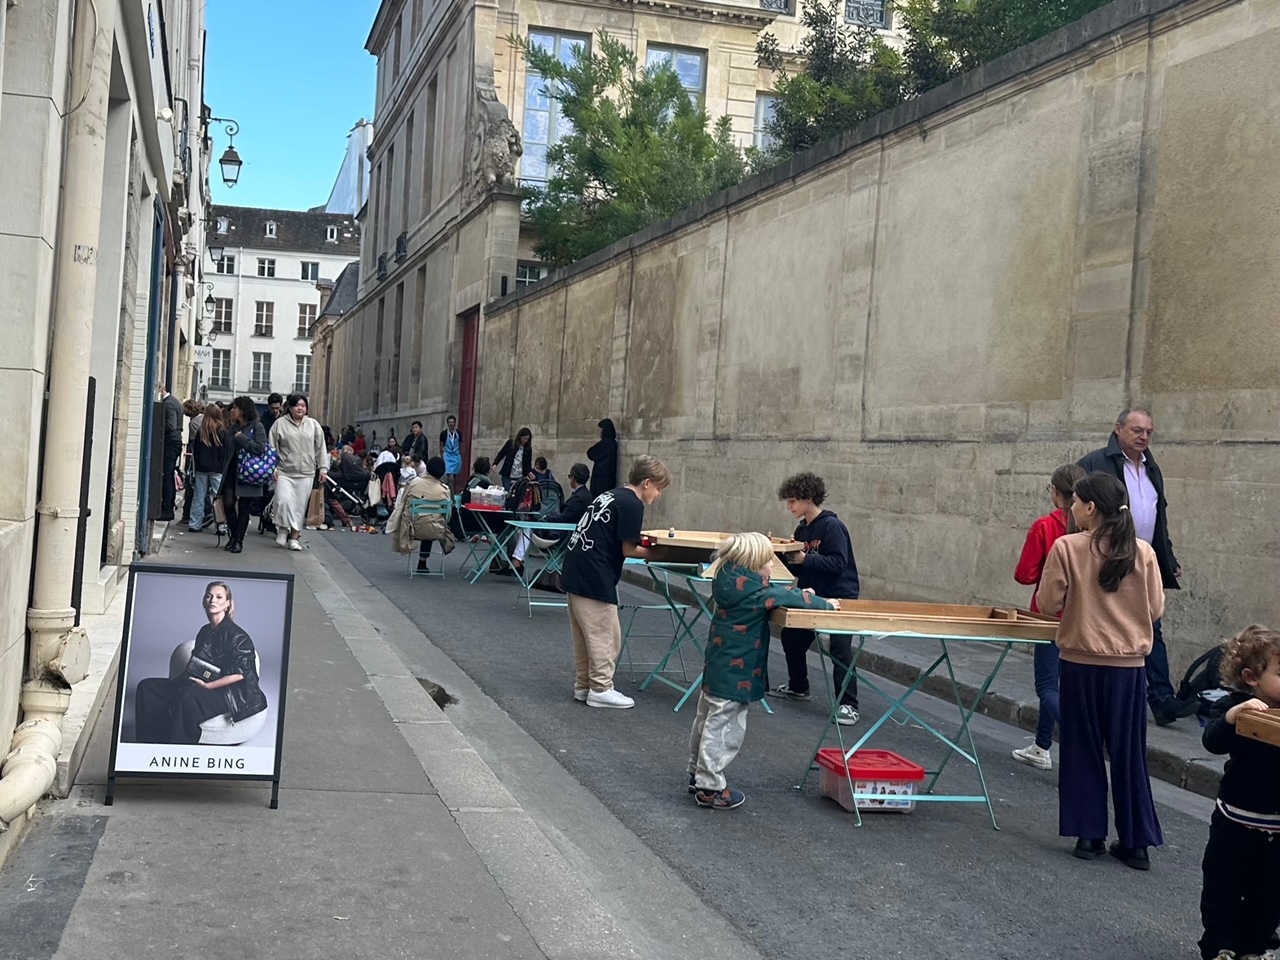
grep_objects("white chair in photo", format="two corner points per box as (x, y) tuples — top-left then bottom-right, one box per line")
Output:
(168, 640), (268, 746)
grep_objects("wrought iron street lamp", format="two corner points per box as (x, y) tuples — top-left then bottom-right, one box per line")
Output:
(209, 117), (243, 188)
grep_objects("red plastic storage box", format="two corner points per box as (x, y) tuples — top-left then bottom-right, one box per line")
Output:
(816, 749), (926, 813)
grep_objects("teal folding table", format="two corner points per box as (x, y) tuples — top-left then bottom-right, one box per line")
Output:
(503, 520), (578, 615)
(776, 605), (1055, 829)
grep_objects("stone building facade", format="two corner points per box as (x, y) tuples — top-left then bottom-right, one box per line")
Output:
(313, 0), (903, 464)
(476, 0), (1280, 672)
(0, 0), (213, 858)
(204, 207), (360, 408)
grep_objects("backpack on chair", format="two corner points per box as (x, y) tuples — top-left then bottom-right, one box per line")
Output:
(1177, 643), (1231, 721)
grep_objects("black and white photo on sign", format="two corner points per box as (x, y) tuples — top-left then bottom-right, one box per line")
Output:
(111, 568), (292, 779)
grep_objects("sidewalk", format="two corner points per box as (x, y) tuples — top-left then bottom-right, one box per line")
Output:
(620, 568), (1226, 799)
(0, 532), (758, 960)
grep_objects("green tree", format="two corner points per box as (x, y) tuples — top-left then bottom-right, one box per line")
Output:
(758, 0), (1114, 161)
(513, 31), (747, 267)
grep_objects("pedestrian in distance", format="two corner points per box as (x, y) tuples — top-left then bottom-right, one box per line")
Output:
(188, 404), (228, 535)
(440, 414), (463, 490)
(157, 384), (184, 521)
(1078, 408), (1196, 727)
(768, 472), (862, 726)
(1197, 625), (1280, 960)
(688, 532), (839, 810)
(587, 418), (618, 498)
(220, 396), (270, 554)
(1011, 462), (1086, 770)
(494, 427), (534, 491)
(562, 455), (671, 709)
(404, 420), (429, 462)
(268, 393), (328, 552)
(1038, 472), (1165, 870)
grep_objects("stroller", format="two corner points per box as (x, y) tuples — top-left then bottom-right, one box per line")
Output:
(324, 473), (389, 531)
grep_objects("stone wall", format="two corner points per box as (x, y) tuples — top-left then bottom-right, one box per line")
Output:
(478, 0), (1280, 671)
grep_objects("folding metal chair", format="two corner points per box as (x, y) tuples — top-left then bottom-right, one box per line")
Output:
(406, 498), (452, 579)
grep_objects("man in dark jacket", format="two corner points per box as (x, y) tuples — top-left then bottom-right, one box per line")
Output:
(1078, 408), (1196, 726)
(512, 463), (593, 574)
(404, 420), (429, 461)
(158, 385), (184, 520)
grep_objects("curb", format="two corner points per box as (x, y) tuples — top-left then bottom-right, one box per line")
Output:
(620, 568), (1223, 801)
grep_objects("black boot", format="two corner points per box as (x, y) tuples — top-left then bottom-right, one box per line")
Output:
(228, 539), (243, 554)
(1073, 839), (1106, 860)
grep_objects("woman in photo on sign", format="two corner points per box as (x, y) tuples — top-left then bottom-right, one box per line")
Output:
(1037, 472), (1165, 870)
(220, 396), (271, 554)
(268, 393), (328, 552)
(134, 581), (267, 744)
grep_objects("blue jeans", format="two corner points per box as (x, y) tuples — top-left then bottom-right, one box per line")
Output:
(1146, 618), (1177, 708)
(1033, 642), (1061, 749)
(188, 472), (223, 531)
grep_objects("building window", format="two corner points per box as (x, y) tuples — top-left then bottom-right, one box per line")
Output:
(215, 254), (236, 275)
(326, 225), (338, 242)
(521, 29), (590, 184)
(215, 217), (229, 235)
(265, 221), (277, 238)
(254, 301), (275, 337)
(845, 0), (889, 28)
(294, 355), (312, 394)
(210, 349), (231, 389)
(760, 0), (793, 11)
(646, 44), (707, 103)
(257, 257), (276, 278)
(301, 261), (320, 281)
(515, 262), (549, 287)
(250, 352), (272, 392)
(212, 297), (234, 333)
(297, 303), (317, 338)
(754, 93), (779, 151)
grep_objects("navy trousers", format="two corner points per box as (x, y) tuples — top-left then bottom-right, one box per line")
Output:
(780, 627), (858, 709)
(1145, 618), (1177, 708)
(1058, 660), (1163, 849)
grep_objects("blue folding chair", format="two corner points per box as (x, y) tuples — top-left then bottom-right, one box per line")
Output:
(406, 498), (452, 579)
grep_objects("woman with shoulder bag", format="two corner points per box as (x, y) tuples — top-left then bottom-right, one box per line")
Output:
(221, 396), (273, 554)
(268, 393), (328, 552)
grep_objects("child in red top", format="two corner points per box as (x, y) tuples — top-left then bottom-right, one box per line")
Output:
(1011, 463), (1085, 770)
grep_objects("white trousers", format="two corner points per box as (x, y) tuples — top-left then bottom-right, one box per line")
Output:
(274, 474), (312, 534)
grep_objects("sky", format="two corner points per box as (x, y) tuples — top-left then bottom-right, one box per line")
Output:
(204, 0), (381, 211)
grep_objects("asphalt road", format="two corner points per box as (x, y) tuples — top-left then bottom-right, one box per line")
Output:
(324, 530), (1211, 960)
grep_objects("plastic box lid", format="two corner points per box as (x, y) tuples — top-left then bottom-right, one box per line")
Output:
(816, 748), (925, 782)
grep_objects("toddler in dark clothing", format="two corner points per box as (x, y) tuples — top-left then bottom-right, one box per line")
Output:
(1199, 624), (1280, 960)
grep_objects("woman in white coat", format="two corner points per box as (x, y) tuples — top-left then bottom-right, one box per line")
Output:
(268, 394), (328, 551)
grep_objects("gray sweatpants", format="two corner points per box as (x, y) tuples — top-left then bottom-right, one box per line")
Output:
(687, 690), (749, 791)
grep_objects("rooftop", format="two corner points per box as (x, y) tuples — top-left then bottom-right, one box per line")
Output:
(210, 205), (362, 257)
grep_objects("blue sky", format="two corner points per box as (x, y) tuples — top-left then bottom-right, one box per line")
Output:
(205, 0), (380, 211)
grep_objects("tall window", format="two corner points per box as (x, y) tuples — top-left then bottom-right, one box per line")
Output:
(301, 261), (320, 281)
(646, 44), (707, 103)
(516, 262), (549, 287)
(521, 29), (589, 184)
(250, 352), (272, 392)
(845, 0), (889, 27)
(297, 303), (317, 338)
(326, 225), (338, 242)
(760, 0), (793, 11)
(254, 301), (275, 337)
(294, 355), (312, 393)
(754, 93), (779, 151)
(210, 349), (231, 389)
(265, 221), (277, 238)
(215, 254), (236, 275)
(212, 297), (233, 333)
(257, 257), (276, 278)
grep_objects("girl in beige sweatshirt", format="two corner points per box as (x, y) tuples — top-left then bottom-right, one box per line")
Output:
(1038, 472), (1165, 871)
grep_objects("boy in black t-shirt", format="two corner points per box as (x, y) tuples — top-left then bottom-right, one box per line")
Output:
(562, 455), (672, 709)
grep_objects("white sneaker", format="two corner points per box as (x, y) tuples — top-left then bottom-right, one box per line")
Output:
(287, 539), (302, 552)
(1012, 743), (1053, 770)
(275, 530), (288, 548)
(573, 688), (588, 702)
(587, 687), (634, 709)
(837, 705), (859, 726)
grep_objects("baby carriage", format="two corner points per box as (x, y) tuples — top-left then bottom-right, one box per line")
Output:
(324, 473), (388, 530)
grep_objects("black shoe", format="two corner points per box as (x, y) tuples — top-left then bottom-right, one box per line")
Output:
(416, 560), (429, 572)
(1073, 838), (1106, 860)
(228, 539), (243, 554)
(224, 537), (237, 551)
(1152, 697), (1199, 726)
(687, 773), (697, 794)
(1109, 842), (1150, 870)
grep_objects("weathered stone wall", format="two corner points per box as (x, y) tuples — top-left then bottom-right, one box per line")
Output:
(479, 0), (1280, 670)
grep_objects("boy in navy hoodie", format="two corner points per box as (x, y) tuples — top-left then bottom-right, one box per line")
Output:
(768, 472), (862, 725)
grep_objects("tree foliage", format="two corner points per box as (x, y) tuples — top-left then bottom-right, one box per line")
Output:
(514, 32), (747, 267)
(758, 0), (1113, 162)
